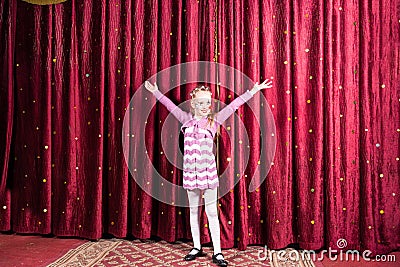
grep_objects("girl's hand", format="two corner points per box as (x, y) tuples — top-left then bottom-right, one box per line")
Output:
(250, 79), (273, 95)
(145, 81), (158, 93)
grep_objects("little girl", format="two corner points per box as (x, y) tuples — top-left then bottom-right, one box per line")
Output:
(145, 79), (272, 266)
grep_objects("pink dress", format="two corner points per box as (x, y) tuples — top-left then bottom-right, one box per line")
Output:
(153, 89), (253, 190)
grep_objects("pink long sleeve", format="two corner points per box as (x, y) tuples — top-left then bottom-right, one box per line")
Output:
(215, 90), (254, 125)
(152, 90), (192, 124)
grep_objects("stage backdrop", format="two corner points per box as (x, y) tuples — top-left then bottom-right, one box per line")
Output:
(0, 0), (399, 256)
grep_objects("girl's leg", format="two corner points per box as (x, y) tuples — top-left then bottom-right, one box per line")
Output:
(203, 187), (223, 258)
(187, 189), (202, 252)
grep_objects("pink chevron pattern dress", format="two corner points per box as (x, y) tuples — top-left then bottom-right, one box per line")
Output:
(153, 89), (254, 190)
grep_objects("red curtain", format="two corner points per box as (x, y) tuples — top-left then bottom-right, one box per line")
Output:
(0, 0), (399, 256)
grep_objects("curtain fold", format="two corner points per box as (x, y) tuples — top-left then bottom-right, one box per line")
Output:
(0, 0), (399, 256)
(292, 0), (325, 249)
(0, 0), (16, 230)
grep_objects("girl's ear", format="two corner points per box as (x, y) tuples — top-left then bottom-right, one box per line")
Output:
(190, 99), (196, 109)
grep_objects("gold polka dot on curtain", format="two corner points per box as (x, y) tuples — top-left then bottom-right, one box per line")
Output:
(21, 0), (68, 5)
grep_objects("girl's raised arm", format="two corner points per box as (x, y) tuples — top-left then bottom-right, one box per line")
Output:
(145, 81), (191, 124)
(215, 79), (272, 125)
(215, 90), (254, 125)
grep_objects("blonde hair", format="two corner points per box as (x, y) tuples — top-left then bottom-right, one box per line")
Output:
(189, 85), (212, 98)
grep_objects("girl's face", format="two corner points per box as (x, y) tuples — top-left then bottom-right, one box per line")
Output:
(191, 91), (212, 118)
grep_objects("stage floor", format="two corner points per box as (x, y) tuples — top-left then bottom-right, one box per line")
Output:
(0, 233), (398, 267)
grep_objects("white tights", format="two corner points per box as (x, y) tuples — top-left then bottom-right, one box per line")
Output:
(187, 188), (221, 255)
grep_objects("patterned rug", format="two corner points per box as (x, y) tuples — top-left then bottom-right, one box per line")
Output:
(46, 238), (318, 267)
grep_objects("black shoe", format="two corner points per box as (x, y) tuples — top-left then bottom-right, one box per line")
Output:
(184, 247), (206, 261)
(212, 253), (228, 266)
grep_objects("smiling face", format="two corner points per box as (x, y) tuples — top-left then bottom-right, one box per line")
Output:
(191, 90), (212, 118)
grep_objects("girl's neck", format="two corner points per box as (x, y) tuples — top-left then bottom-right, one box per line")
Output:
(194, 114), (207, 120)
